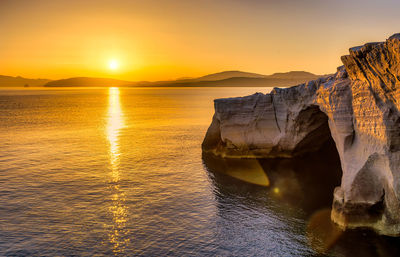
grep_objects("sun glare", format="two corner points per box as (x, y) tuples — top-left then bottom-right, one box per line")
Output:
(109, 60), (119, 70)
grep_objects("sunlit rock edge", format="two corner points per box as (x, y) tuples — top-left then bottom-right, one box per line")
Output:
(202, 33), (400, 236)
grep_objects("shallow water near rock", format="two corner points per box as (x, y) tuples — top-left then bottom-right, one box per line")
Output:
(1, 87), (400, 256)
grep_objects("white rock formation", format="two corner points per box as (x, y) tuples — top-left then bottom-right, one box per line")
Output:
(202, 34), (400, 236)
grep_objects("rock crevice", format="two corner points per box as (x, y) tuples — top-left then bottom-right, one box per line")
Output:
(202, 34), (400, 236)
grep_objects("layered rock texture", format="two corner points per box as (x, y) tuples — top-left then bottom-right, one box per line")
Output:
(202, 34), (400, 236)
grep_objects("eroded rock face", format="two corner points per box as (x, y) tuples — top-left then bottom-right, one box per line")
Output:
(202, 34), (400, 236)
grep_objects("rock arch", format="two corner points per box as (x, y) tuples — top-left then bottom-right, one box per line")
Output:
(202, 34), (400, 236)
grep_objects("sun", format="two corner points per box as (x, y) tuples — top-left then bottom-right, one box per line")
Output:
(108, 59), (119, 70)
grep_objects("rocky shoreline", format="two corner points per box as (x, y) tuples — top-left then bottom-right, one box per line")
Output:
(202, 34), (400, 236)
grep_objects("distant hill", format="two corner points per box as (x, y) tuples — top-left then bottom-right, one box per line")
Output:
(0, 70), (321, 88)
(133, 70), (320, 87)
(0, 75), (51, 87)
(268, 71), (319, 80)
(195, 71), (266, 81)
(45, 77), (132, 87)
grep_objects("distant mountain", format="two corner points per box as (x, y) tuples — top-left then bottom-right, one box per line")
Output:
(0, 75), (51, 87)
(45, 77), (132, 87)
(0, 70), (320, 88)
(268, 71), (319, 80)
(133, 70), (320, 87)
(195, 71), (266, 81)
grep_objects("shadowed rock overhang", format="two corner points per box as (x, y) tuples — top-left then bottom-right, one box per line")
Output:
(202, 33), (400, 236)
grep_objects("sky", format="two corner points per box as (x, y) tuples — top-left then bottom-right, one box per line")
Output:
(0, 0), (400, 81)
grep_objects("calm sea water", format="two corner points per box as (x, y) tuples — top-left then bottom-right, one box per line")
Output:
(1, 87), (400, 256)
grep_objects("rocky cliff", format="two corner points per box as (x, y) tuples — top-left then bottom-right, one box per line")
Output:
(202, 34), (400, 236)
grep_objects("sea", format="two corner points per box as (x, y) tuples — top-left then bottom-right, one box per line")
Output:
(1, 87), (400, 256)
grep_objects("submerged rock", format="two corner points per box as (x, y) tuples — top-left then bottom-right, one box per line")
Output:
(202, 34), (400, 236)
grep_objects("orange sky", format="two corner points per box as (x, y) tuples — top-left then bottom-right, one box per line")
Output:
(1, 0), (400, 81)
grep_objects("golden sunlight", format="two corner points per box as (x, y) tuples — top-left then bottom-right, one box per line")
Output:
(108, 59), (119, 71)
(105, 87), (129, 254)
(107, 87), (124, 169)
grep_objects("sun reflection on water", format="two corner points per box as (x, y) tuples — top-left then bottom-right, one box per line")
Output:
(105, 87), (129, 254)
